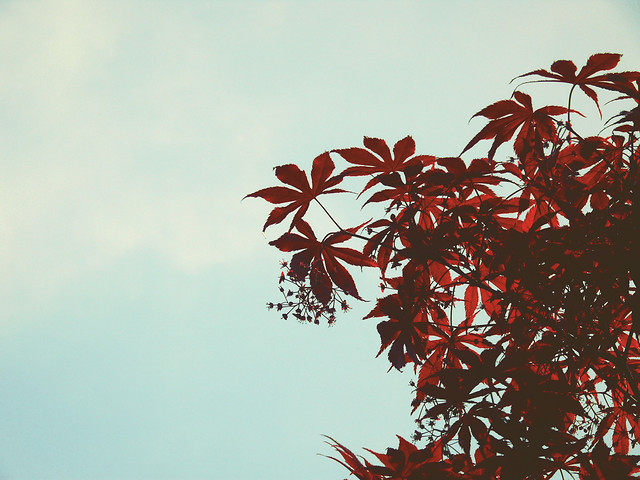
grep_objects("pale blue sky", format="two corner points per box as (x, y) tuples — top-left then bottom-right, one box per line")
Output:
(0, 1), (638, 479)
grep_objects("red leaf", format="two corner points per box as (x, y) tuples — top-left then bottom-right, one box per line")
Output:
(334, 136), (428, 195)
(270, 220), (375, 303)
(322, 436), (381, 480)
(462, 92), (570, 160)
(551, 59), (577, 78)
(516, 53), (624, 115)
(310, 261), (332, 305)
(465, 285), (479, 321)
(245, 153), (346, 231)
(590, 191), (609, 210)
(323, 252), (360, 299)
(437, 157), (467, 176)
(363, 137), (392, 163)
(392, 136), (416, 166)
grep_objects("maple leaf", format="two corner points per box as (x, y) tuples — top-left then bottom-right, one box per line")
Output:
(269, 219), (376, 303)
(515, 53), (639, 116)
(245, 152), (347, 231)
(462, 91), (573, 160)
(333, 136), (436, 196)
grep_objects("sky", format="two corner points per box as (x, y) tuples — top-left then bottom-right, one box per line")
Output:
(0, 1), (638, 479)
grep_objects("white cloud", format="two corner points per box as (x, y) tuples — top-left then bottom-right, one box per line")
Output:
(0, 0), (122, 119)
(0, 0), (294, 309)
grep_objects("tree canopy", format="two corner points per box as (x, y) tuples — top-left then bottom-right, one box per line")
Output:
(247, 53), (640, 479)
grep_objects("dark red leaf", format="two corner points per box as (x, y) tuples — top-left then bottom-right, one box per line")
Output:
(245, 153), (346, 231)
(516, 53), (624, 115)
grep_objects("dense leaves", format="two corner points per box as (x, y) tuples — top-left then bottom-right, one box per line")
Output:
(248, 54), (640, 479)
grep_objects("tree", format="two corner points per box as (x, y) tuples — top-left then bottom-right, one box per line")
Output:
(246, 53), (640, 479)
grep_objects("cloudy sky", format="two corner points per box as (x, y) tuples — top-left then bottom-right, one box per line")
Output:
(0, 1), (638, 479)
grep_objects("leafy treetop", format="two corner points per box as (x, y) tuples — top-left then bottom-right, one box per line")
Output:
(247, 53), (640, 479)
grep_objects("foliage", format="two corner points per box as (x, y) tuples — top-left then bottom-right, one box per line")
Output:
(247, 53), (640, 479)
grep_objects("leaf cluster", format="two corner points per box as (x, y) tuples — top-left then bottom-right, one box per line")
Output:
(247, 53), (640, 479)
